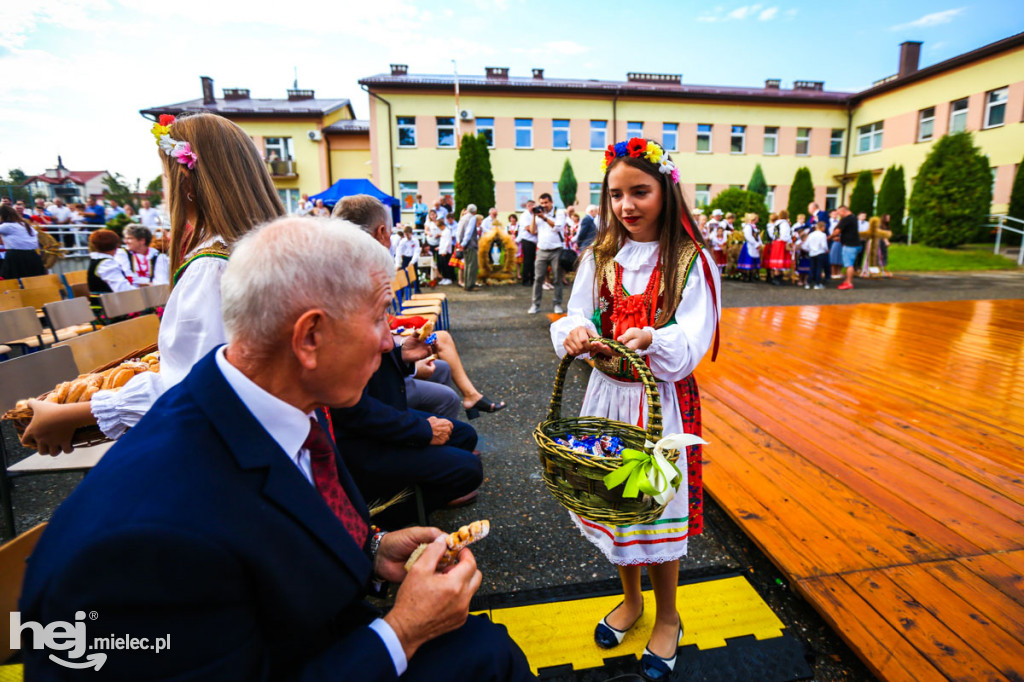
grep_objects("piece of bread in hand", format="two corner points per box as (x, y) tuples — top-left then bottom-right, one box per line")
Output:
(417, 319), (435, 342)
(404, 519), (490, 572)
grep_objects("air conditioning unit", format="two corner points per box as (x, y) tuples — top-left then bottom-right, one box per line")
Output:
(459, 110), (474, 121)
(308, 130), (323, 141)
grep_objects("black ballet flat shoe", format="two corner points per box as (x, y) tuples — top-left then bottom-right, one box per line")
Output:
(640, 615), (683, 681)
(465, 396), (506, 420)
(594, 602), (643, 649)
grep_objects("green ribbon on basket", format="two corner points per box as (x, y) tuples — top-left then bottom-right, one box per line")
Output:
(602, 433), (709, 506)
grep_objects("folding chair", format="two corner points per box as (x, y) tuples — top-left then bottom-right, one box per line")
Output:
(18, 274), (61, 290)
(0, 346), (110, 538)
(17, 286), (63, 311)
(54, 314), (159, 374)
(389, 272), (437, 329)
(0, 291), (23, 312)
(0, 522), (47, 671)
(0, 280), (20, 294)
(62, 269), (88, 299)
(0, 308), (50, 352)
(99, 288), (148, 319)
(42, 298), (98, 343)
(142, 284), (170, 309)
(403, 265), (449, 329)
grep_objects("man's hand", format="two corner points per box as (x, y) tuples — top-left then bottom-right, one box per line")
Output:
(414, 359), (436, 380)
(383, 535), (483, 661)
(617, 327), (654, 353)
(427, 416), (452, 445)
(374, 526), (444, 583)
(400, 335), (432, 364)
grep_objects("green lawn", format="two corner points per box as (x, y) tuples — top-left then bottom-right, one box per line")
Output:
(888, 243), (1020, 271)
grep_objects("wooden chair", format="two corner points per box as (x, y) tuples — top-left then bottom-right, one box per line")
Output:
(0, 291), (23, 312)
(0, 280), (20, 294)
(402, 265), (449, 329)
(18, 274), (61, 290)
(142, 283), (170, 309)
(42, 298), (97, 342)
(62, 269), (88, 287)
(389, 273), (437, 328)
(69, 283), (91, 300)
(0, 346), (109, 538)
(98, 288), (148, 319)
(54, 314), (158, 374)
(0, 522), (47, 667)
(17, 286), (63, 311)
(0, 308), (49, 351)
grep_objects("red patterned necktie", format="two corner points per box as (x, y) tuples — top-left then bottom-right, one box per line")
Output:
(304, 418), (368, 546)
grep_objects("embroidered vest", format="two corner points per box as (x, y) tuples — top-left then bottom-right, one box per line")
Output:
(172, 243), (230, 285)
(592, 240), (699, 381)
(87, 257), (114, 294)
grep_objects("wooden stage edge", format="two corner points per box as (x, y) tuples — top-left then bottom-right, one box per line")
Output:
(695, 299), (1024, 682)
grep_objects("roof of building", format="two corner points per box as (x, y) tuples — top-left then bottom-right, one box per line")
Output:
(22, 170), (108, 186)
(140, 97), (355, 119)
(357, 72), (850, 105)
(323, 119), (370, 134)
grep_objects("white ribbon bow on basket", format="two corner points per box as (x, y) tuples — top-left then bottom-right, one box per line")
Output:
(602, 433), (709, 506)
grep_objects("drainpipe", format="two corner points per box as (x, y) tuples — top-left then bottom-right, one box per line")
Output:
(361, 84), (395, 197)
(841, 101), (853, 204)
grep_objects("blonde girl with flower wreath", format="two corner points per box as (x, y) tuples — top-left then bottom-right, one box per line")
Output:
(24, 112), (285, 454)
(551, 137), (721, 681)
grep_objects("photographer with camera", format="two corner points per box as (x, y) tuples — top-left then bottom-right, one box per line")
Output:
(527, 193), (566, 315)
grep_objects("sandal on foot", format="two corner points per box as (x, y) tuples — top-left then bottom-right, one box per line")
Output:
(465, 396), (506, 420)
(594, 602), (643, 649)
(640, 614), (683, 681)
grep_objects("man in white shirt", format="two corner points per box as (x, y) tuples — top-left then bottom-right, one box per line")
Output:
(138, 199), (161, 227)
(480, 207), (498, 234)
(517, 200), (538, 287)
(528, 192), (566, 314)
(48, 198), (71, 224)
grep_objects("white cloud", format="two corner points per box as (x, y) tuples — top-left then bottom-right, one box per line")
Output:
(698, 4), (789, 23)
(784, 8), (798, 18)
(0, 0), (111, 49)
(890, 8), (965, 31)
(758, 7), (779, 21)
(728, 4), (761, 20)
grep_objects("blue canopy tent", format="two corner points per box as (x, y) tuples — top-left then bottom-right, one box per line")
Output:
(309, 179), (402, 225)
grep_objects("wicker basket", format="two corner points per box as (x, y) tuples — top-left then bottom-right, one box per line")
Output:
(3, 343), (159, 449)
(533, 337), (679, 526)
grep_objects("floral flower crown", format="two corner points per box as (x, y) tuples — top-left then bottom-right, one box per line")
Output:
(150, 115), (198, 169)
(602, 137), (680, 185)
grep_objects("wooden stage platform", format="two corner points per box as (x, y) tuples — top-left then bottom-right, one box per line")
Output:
(696, 299), (1024, 682)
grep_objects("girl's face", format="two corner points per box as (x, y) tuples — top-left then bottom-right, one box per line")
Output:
(607, 162), (663, 243)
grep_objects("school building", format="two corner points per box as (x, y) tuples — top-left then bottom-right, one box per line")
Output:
(359, 31), (1024, 219)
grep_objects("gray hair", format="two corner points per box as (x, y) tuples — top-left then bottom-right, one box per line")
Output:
(124, 224), (153, 245)
(467, 204), (477, 214)
(221, 216), (394, 349)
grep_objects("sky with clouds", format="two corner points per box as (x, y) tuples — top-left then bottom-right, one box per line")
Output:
(1, 0), (1021, 189)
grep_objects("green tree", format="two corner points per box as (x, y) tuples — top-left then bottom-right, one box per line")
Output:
(909, 132), (993, 248)
(1007, 154), (1024, 223)
(146, 175), (164, 207)
(848, 170), (876, 216)
(748, 164), (768, 198)
(787, 167), (815, 220)
(558, 159), (578, 208)
(453, 134), (495, 214)
(708, 188), (769, 228)
(102, 173), (137, 209)
(475, 133), (495, 213)
(1, 168), (32, 203)
(876, 165), (907, 239)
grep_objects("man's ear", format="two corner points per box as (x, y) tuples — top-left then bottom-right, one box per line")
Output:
(292, 309), (327, 371)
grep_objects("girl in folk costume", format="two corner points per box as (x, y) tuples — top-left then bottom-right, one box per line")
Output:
(551, 137), (721, 681)
(24, 112), (285, 453)
(737, 212), (761, 281)
(766, 209), (793, 285)
(711, 225), (728, 274)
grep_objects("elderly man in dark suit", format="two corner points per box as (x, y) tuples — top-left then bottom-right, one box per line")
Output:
(18, 217), (533, 681)
(575, 204), (599, 250)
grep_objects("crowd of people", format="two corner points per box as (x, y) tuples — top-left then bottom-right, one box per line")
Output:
(0, 195), (164, 229)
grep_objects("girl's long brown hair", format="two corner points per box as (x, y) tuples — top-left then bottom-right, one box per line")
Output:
(160, 113), (285, 275)
(591, 146), (705, 327)
(0, 205), (35, 236)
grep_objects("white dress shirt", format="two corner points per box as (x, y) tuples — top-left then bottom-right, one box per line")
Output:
(89, 253), (135, 292)
(536, 208), (567, 251)
(516, 210), (538, 243)
(0, 222), (40, 250)
(212, 347), (407, 676)
(139, 207), (161, 227)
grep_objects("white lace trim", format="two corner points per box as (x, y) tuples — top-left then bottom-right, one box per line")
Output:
(614, 239), (660, 272)
(568, 511), (688, 566)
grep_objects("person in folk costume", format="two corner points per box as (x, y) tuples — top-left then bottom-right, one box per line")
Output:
(766, 209), (793, 285)
(115, 224), (167, 286)
(737, 212), (762, 282)
(23, 112), (285, 454)
(711, 225), (728, 274)
(551, 137), (721, 681)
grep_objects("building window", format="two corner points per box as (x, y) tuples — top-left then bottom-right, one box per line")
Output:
(695, 184), (711, 207)
(627, 121), (644, 139)
(552, 119), (570, 150)
(590, 120), (607, 149)
(763, 126), (778, 155)
(515, 182), (534, 210)
(795, 127), (810, 156)
(765, 186), (776, 210)
(436, 117), (455, 147)
(264, 137), (294, 162)
(830, 129), (844, 156)
(857, 121), (883, 153)
(917, 107), (935, 142)
(475, 117), (495, 148)
(825, 187), (839, 211)
(438, 182), (454, 203)
(515, 118), (533, 148)
(984, 87), (1008, 129)
(278, 189), (299, 213)
(730, 126), (746, 154)
(590, 182), (602, 207)
(399, 182), (418, 213)
(397, 117), (416, 147)
(697, 124), (712, 153)
(662, 123), (678, 151)
(949, 98), (968, 134)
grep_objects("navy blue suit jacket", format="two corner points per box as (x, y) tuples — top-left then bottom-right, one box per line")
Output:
(576, 215), (597, 249)
(20, 349), (399, 681)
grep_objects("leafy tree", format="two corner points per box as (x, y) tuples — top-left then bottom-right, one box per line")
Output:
(909, 132), (993, 248)
(146, 175), (164, 207)
(7, 169), (28, 184)
(848, 170), (876, 216)
(102, 173), (137, 209)
(708, 188), (768, 228)
(453, 134), (495, 214)
(748, 164), (768, 198)
(1008, 155), (1024, 224)
(1, 169), (32, 203)
(876, 165), (907, 239)
(558, 159), (578, 208)
(786, 167), (815, 220)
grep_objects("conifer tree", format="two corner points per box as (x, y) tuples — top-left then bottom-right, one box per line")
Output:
(748, 164), (768, 198)
(787, 167), (815, 219)
(1007, 154), (1024, 223)
(848, 170), (876, 217)
(708, 188), (768, 227)
(876, 165), (907, 239)
(453, 134), (495, 213)
(558, 159), (578, 208)
(475, 133), (496, 213)
(909, 132), (992, 248)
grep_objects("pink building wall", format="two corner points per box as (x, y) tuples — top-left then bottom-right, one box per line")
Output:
(966, 92), (986, 131)
(993, 164), (1016, 205)
(886, 111), (918, 148)
(534, 117), (552, 150)
(747, 126), (764, 156)
(712, 124), (730, 155)
(778, 126), (797, 156)
(416, 115), (436, 147)
(809, 127), (831, 157)
(495, 181), (516, 211)
(570, 119), (589, 150)
(494, 117), (515, 149)
(1009, 82), (1024, 124)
